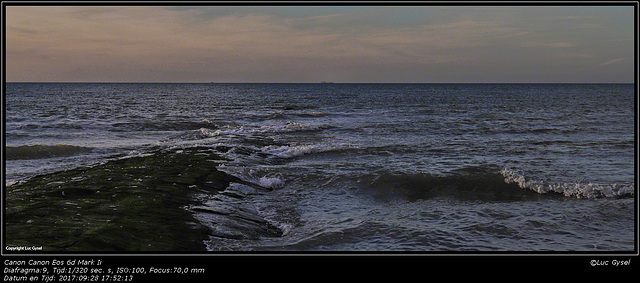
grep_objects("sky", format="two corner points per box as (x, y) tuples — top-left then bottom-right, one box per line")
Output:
(4, 5), (636, 83)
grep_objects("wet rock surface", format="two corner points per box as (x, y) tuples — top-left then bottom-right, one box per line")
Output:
(5, 147), (282, 252)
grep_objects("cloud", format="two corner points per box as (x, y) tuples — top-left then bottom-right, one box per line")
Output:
(522, 42), (577, 48)
(11, 7), (521, 81)
(5, 6), (634, 83)
(359, 20), (529, 63)
(596, 58), (625, 67)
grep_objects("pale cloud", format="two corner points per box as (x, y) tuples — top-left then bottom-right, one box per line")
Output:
(522, 42), (577, 48)
(4, 6), (635, 82)
(358, 20), (529, 65)
(11, 7), (517, 81)
(596, 57), (625, 67)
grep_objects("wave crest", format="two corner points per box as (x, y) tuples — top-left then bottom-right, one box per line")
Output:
(217, 165), (285, 190)
(203, 121), (331, 137)
(500, 168), (634, 199)
(361, 167), (551, 202)
(262, 142), (354, 158)
(359, 166), (633, 201)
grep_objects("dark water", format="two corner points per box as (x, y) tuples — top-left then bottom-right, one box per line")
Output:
(4, 83), (636, 251)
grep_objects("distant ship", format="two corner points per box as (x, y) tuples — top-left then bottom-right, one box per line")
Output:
(320, 81), (334, 84)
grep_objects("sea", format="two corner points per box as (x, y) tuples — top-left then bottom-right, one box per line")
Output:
(4, 82), (636, 252)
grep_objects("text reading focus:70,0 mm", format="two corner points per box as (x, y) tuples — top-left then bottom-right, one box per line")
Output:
(148, 267), (205, 274)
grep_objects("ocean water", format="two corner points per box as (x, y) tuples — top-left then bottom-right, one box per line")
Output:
(4, 83), (636, 252)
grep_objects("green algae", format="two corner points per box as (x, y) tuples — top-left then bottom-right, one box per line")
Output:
(5, 147), (281, 252)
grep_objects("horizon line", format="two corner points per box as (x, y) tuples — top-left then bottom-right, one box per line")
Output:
(4, 81), (635, 84)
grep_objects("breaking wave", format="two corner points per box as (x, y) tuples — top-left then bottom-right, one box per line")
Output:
(359, 166), (634, 201)
(201, 121), (331, 137)
(110, 119), (217, 132)
(217, 165), (285, 190)
(500, 168), (634, 199)
(261, 142), (355, 158)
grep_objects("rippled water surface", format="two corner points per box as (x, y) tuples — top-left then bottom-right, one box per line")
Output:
(5, 83), (635, 251)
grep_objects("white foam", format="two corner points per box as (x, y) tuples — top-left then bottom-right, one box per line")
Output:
(258, 176), (285, 189)
(262, 142), (354, 158)
(204, 121), (330, 137)
(548, 182), (634, 199)
(262, 143), (340, 158)
(123, 150), (155, 158)
(500, 168), (634, 199)
(500, 168), (547, 193)
(217, 165), (285, 190)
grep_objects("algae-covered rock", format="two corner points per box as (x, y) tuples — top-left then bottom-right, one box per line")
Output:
(5, 147), (282, 252)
